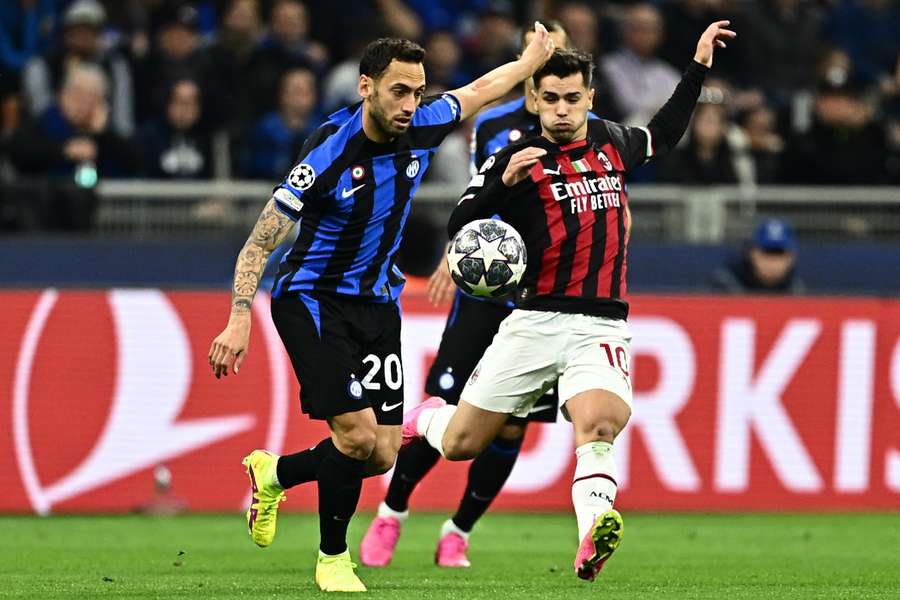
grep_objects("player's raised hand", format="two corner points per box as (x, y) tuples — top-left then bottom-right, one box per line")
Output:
(520, 21), (555, 71)
(427, 252), (456, 306)
(694, 20), (736, 68)
(502, 147), (547, 187)
(208, 319), (251, 378)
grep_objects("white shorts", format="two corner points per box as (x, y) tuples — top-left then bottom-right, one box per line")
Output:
(462, 309), (632, 419)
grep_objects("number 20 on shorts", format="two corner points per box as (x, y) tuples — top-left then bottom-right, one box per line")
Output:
(361, 353), (403, 391)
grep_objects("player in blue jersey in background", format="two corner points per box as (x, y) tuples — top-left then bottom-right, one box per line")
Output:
(360, 21), (581, 570)
(207, 28), (554, 593)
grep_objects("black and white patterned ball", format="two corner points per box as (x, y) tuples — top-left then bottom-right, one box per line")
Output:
(447, 219), (527, 298)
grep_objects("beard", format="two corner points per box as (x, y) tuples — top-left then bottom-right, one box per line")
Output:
(368, 90), (406, 139)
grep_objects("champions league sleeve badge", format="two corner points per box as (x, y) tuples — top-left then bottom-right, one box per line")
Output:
(288, 163), (316, 191)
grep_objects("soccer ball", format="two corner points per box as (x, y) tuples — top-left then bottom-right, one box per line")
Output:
(447, 219), (527, 298)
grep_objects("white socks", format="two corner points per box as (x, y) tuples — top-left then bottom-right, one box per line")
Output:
(418, 404), (457, 457)
(377, 501), (409, 523)
(571, 441), (618, 540)
(442, 518), (470, 541)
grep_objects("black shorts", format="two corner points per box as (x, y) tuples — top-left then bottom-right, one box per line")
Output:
(424, 293), (559, 423)
(272, 293), (404, 425)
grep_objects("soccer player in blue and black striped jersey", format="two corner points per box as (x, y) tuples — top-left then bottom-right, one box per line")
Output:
(208, 29), (555, 592)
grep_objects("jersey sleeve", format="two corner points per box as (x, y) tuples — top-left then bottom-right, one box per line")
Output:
(272, 124), (338, 221)
(410, 93), (462, 147)
(600, 120), (654, 171)
(447, 148), (514, 237)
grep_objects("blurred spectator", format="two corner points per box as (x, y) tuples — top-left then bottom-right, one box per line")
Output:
(600, 3), (681, 125)
(308, 0), (422, 61)
(658, 0), (744, 81)
(246, 0), (328, 117)
(884, 55), (900, 182)
(139, 78), (212, 179)
(207, 0), (264, 130)
(423, 31), (469, 93)
(461, 1), (518, 75)
(658, 102), (740, 184)
(781, 78), (890, 184)
(22, 0), (135, 136)
(737, 0), (827, 106)
(737, 105), (784, 184)
(825, 0), (900, 87)
(243, 68), (318, 180)
(321, 37), (368, 114)
(133, 2), (233, 129)
(403, 0), (488, 34)
(711, 218), (805, 294)
(556, 1), (600, 56)
(8, 64), (140, 230)
(0, 0), (57, 97)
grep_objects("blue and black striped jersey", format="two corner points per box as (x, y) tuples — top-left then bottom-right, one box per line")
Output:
(271, 93), (461, 302)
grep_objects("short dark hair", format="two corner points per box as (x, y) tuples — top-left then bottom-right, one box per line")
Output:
(521, 19), (567, 47)
(359, 38), (426, 79)
(533, 48), (594, 89)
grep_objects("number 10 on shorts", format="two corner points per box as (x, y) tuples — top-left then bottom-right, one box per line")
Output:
(599, 342), (630, 380)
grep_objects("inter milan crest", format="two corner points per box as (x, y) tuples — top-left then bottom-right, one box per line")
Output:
(351, 165), (365, 180)
(347, 378), (363, 400)
(288, 163), (316, 190)
(406, 157), (420, 178)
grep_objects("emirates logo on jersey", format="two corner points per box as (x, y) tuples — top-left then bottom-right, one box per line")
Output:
(550, 174), (623, 214)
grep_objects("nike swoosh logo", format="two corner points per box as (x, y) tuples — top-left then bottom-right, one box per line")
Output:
(341, 184), (365, 198)
(543, 167), (561, 175)
(381, 401), (403, 412)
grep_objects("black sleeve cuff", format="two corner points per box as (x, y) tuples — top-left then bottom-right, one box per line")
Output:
(685, 60), (710, 81)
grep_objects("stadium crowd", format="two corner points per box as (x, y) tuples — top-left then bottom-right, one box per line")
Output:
(0, 0), (899, 231)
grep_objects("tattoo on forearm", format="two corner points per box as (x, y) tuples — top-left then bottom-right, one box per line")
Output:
(230, 198), (295, 314)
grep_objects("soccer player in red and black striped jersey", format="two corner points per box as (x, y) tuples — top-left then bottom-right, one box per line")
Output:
(402, 21), (735, 582)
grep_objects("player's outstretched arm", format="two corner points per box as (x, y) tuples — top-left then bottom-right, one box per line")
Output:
(448, 21), (554, 121)
(643, 20), (736, 159)
(208, 198), (295, 379)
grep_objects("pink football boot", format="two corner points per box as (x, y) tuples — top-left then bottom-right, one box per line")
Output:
(401, 396), (446, 447)
(574, 509), (623, 581)
(435, 532), (471, 568)
(359, 515), (401, 567)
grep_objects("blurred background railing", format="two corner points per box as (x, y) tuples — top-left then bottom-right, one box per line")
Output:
(92, 180), (900, 242)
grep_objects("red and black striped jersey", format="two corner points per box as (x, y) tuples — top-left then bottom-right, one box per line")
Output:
(449, 119), (652, 319)
(448, 60), (709, 319)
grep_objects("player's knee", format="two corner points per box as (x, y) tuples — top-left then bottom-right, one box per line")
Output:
(443, 431), (483, 461)
(577, 417), (626, 443)
(334, 428), (377, 460)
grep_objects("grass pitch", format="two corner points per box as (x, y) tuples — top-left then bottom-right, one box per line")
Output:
(0, 512), (897, 599)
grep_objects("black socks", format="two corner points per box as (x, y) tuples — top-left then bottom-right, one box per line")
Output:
(452, 435), (523, 532)
(384, 439), (442, 512)
(316, 441), (367, 555)
(276, 438), (335, 489)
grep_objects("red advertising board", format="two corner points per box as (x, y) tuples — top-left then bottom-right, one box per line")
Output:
(1, 290), (899, 513)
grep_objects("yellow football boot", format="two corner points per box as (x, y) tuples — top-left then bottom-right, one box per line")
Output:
(315, 550), (367, 592)
(241, 450), (286, 548)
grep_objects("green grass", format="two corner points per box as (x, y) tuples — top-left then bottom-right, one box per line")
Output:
(0, 513), (898, 598)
